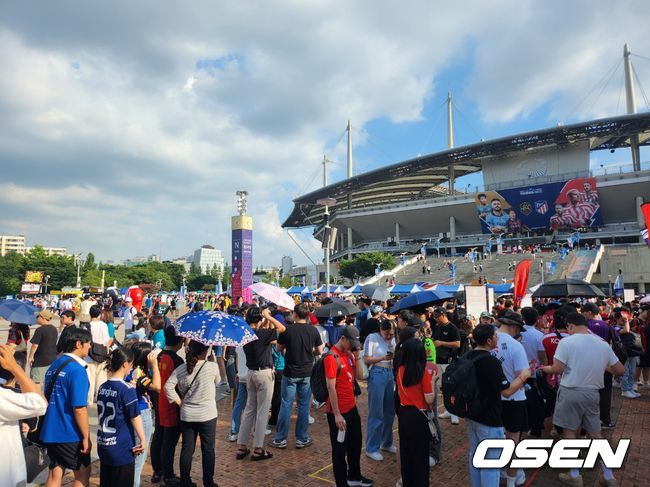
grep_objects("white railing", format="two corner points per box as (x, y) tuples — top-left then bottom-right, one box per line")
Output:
(585, 245), (605, 282)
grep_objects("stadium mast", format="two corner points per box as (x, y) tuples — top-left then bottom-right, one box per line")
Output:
(623, 43), (641, 171)
(447, 91), (455, 194)
(346, 120), (353, 258)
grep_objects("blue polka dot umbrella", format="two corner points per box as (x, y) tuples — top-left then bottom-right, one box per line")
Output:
(174, 311), (258, 347)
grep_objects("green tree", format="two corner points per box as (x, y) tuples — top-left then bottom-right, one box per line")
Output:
(83, 252), (97, 272)
(338, 252), (396, 281)
(188, 261), (201, 278)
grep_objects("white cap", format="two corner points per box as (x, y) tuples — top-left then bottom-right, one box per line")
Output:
(125, 297), (133, 302)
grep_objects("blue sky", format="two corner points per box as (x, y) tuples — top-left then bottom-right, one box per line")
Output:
(0, 1), (648, 267)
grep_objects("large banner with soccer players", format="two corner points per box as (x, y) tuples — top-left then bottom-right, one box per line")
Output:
(474, 177), (602, 234)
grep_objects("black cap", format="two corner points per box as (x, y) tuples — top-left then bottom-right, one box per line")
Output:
(497, 310), (526, 331)
(341, 325), (361, 349)
(432, 306), (446, 317)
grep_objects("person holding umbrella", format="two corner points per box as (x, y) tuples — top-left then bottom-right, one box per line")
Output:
(236, 307), (285, 461)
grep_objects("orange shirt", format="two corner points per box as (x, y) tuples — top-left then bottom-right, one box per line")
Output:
(396, 365), (433, 410)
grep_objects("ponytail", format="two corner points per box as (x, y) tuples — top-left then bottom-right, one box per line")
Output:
(105, 347), (134, 373)
(186, 340), (208, 374)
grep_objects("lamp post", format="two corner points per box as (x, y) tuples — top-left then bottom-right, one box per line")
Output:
(75, 253), (84, 288)
(608, 274), (612, 296)
(317, 197), (337, 297)
(44, 275), (50, 295)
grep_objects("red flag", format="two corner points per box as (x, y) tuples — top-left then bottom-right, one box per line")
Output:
(513, 260), (532, 307)
(642, 202), (650, 230)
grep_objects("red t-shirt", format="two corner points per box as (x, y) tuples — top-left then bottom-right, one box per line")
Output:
(325, 346), (356, 414)
(541, 332), (570, 387)
(396, 365), (433, 410)
(158, 351), (184, 427)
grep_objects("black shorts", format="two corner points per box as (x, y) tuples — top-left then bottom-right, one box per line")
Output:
(47, 441), (91, 471)
(501, 400), (528, 433)
(100, 462), (135, 487)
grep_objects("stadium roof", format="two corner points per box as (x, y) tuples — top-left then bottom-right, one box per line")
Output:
(283, 112), (650, 228)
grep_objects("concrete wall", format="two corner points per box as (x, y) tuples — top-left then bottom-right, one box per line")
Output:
(592, 244), (650, 292)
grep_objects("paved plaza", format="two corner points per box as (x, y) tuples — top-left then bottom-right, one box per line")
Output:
(57, 378), (649, 487)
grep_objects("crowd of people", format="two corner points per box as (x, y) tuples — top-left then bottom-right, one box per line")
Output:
(1, 289), (649, 487)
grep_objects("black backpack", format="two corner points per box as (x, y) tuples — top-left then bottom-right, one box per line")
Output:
(310, 351), (341, 403)
(441, 352), (489, 419)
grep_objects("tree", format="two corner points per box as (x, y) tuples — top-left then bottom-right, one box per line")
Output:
(188, 261), (201, 278)
(338, 252), (397, 281)
(83, 252), (97, 272)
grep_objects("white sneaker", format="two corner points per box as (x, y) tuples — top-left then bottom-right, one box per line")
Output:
(365, 451), (383, 461)
(309, 415), (315, 424)
(265, 428), (272, 435)
(621, 390), (639, 399)
(631, 390), (641, 398)
(395, 479), (402, 487)
(381, 445), (398, 454)
(228, 433), (238, 442)
(438, 410), (451, 419)
(429, 456), (437, 467)
(451, 416), (460, 425)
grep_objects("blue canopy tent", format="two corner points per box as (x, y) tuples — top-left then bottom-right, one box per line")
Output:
(486, 283), (514, 295)
(434, 284), (464, 293)
(342, 284), (363, 294)
(388, 284), (425, 295)
(287, 285), (308, 295)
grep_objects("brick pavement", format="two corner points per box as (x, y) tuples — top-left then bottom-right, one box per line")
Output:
(63, 382), (650, 487)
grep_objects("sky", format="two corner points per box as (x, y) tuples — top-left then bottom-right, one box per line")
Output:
(1, 1), (649, 267)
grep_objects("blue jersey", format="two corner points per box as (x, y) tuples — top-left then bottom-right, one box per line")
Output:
(40, 355), (89, 443)
(485, 212), (510, 230)
(97, 379), (140, 466)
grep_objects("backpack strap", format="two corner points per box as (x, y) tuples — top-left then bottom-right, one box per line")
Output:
(45, 357), (75, 400)
(325, 351), (342, 376)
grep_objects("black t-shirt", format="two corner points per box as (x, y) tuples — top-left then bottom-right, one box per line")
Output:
(432, 322), (461, 364)
(465, 350), (510, 427)
(31, 325), (59, 367)
(277, 323), (323, 378)
(360, 318), (380, 343)
(243, 328), (277, 370)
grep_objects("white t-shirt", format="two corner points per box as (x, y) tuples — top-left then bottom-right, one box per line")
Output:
(315, 325), (329, 353)
(0, 388), (48, 487)
(85, 320), (110, 363)
(554, 333), (619, 389)
(123, 306), (137, 331)
(520, 325), (546, 367)
(363, 332), (396, 367)
(235, 346), (248, 381)
(491, 331), (529, 401)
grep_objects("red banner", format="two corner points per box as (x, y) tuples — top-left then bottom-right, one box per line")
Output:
(642, 202), (650, 229)
(513, 260), (532, 306)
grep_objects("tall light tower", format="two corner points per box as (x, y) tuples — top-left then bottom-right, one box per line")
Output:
(232, 191), (253, 301)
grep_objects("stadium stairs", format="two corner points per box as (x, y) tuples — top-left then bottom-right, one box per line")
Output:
(387, 251), (578, 288)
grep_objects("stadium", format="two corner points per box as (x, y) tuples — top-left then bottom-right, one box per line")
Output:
(283, 106), (650, 293)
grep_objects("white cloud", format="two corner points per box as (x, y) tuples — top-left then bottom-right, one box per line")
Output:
(0, 0), (647, 268)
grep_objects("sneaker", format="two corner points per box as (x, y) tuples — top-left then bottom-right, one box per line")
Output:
(429, 456), (437, 467)
(347, 476), (373, 486)
(381, 445), (398, 454)
(438, 410), (451, 419)
(270, 439), (287, 449)
(451, 416), (460, 425)
(151, 472), (162, 483)
(228, 432), (238, 442)
(621, 390), (639, 399)
(265, 428), (272, 435)
(395, 480), (402, 487)
(162, 477), (181, 487)
(309, 415), (315, 424)
(558, 472), (584, 486)
(365, 451), (383, 461)
(296, 438), (313, 449)
(601, 421), (615, 429)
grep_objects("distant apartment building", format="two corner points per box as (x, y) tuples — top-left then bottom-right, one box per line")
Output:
(281, 255), (293, 276)
(26, 246), (68, 257)
(169, 256), (192, 273)
(1, 234), (26, 256)
(192, 245), (225, 274)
